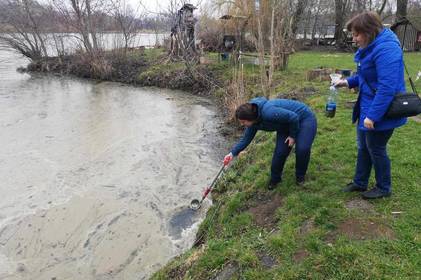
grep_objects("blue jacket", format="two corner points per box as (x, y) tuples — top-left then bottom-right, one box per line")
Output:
(346, 28), (407, 130)
(230, 97), (314, 156)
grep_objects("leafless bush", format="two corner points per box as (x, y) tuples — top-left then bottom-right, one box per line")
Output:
(223, 61), (246, 122)
(196, 15), (221, 51)
(51, 0), (106, 56)
(223, 83), (246, 122)
(0, 0), (48, 60)
(110, 0), (146, 53)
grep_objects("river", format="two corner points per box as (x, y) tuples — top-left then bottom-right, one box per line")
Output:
(0, 46), (226, 279)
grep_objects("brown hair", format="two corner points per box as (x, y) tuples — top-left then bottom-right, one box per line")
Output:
(235, 103), (258, 121)
(346, 11), (383, 44)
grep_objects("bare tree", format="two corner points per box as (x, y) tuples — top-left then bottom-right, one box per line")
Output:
(111, 0), (144, 52)
(0, 0), (48, 60)
(256, 14), (268, 95)
(376, 0), (388, 15)
(271, 1), (299, 70)
(310, 0), (332, 40)
(212, 0), (305, 97)
(51, 0), (107, 55)
(354, 0), (366, 12)
(251, 0), (305, 96)
(291, 0), (309, 35)
(334, 0), (350, 46)
(303, 6), (312, 39)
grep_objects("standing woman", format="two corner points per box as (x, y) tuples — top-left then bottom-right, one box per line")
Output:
(223, 97), (317, 189)
(335, 12), (407, 199)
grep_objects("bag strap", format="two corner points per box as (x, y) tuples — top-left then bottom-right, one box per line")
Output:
(359, 60), (418, 95)
(403, 61), (418, 94)
(401, 22), (418, 94)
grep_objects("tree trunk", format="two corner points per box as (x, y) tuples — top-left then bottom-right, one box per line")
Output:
(356, 0), (365, 12)
(268, 6), (275, 97)
(377, 0), (388, 16)
(291, 0), (308, 35)
(304, 9), (312, 40)
(334, 0), (348, 46)
(23, 0), (48, 58)
(396, 0), (408, 21)
(311, 2), (321, 40)
(256, 16), (268, 97)
(85, 0), (99, 53)
(70, 0), (93, 54)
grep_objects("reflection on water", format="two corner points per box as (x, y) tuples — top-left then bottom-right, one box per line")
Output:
(0, 48), (226, 279)
(0, 33), (168, 56)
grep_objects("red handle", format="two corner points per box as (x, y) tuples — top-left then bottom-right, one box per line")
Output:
(200, 165), (225, 201)
(202, 186), (211, 199)
(223, 155), (232, 166)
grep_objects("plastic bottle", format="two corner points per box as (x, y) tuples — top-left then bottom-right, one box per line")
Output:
(325, 85), (337, 118)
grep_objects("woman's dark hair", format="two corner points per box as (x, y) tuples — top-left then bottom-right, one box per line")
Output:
(346, 11), (383, 43)
(235, 103), (258, 121)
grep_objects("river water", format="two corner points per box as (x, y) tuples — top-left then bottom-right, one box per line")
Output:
(0, 48), (226, 279)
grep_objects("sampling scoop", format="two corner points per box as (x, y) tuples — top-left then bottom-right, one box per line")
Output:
(189, 164), (226, 210)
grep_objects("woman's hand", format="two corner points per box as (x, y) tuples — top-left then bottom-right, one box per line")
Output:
(364, 117), (375, 129)
(223, 152), (233, 166)
(285, 137), (295, 147)
(334, 79), (349, 88)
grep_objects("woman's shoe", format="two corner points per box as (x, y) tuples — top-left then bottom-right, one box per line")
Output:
(268, 179), (281, 190)
(296, 176), (305, 186)
(362, 187), (391, 199)
(342, 182), (367, 192)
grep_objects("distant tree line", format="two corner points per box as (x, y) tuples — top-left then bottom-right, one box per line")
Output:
(0, 0), (174, 61)
(199, 0), (420, 45)
(0, 0), (172, 33)
(0, 0), (420, 67)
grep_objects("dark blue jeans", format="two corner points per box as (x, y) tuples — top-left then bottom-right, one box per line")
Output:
(271, 115), (317, 183)
(354, 128), (394, 193)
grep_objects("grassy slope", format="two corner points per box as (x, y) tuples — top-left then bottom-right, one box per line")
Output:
(152, 51), (421, 280)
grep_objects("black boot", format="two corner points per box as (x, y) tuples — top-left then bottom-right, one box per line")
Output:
(362, 187), (391, 199)
(268, 179), (281, 190)
(342, 182), (367, 192)
(296, 176), (305, 186)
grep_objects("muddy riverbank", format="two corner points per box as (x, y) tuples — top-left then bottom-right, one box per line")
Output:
(24, 49), (222, 95)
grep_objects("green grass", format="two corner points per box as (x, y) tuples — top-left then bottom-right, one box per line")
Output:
(152, 51), (421, 280)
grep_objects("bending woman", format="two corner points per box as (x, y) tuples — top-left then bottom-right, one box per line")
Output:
(223, 97), (317, 190)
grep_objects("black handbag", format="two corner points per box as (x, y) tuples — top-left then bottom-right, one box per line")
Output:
(385, 92), (421, 118)
(360, 70), (421, 119)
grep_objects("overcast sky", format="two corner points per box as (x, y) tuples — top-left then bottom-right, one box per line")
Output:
(121, 0), (208, 15)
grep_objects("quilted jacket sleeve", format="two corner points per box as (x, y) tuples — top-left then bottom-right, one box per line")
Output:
(230, 126), (258, 156)
(347, 75), (360, 89)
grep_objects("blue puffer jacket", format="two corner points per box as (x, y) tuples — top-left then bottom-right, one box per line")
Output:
(346, 28), (407, 130)
(230, 97), (314, 156)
